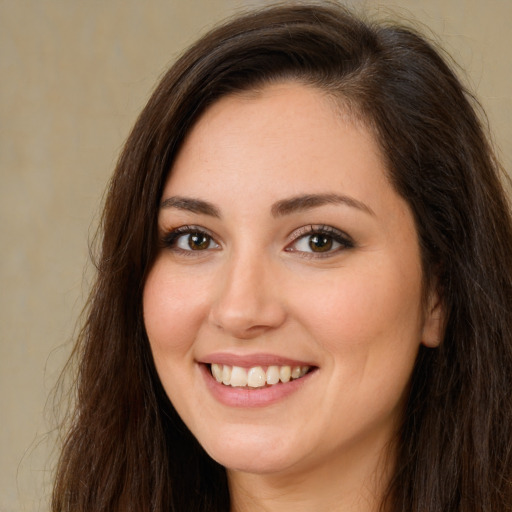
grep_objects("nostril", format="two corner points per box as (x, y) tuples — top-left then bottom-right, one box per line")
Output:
(208, 263), (287, 337)
(209, 307), (286, 339)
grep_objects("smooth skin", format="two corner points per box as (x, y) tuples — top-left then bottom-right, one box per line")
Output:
(143, 83), (443, 511)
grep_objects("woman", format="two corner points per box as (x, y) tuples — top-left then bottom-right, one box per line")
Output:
(52, 3), (512, 511)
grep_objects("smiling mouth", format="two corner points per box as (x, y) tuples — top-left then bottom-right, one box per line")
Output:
(209, 363), (313, 388)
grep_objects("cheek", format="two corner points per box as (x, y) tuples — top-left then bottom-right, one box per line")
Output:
(143, 258), (210, 359)
(295, 263), (423, 423)
(287, 259), (424, 377)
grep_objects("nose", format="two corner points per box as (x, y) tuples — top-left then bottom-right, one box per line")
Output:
(208, 252), (287, 339)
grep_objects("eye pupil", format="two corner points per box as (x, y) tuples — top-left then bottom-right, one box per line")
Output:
(309, 234), (333, 252)
(188, 233), (210, 250)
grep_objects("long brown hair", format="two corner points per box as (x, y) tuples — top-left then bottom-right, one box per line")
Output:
(52, 3), (512, 511)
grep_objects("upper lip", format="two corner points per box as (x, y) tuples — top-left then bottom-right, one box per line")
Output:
(198, 352), (316, 368)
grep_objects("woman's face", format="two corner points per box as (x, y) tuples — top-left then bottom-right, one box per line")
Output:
(143, 83), (442, 478)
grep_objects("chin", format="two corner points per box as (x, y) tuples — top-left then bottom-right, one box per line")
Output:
(212, 450), (295, 475)
(198, 425), (303, 474)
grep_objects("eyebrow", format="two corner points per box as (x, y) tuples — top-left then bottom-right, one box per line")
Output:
(270, 193), (375, 217)
(160, 192), (374, 218)
(160, 196), (221, 218)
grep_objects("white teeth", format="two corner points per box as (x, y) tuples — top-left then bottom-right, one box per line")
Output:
(291, 366), (302, 379)
(230, 366), (247, 387)
(279, 365), (291, 383)
(247, 366), (266, 387)
(211, 363), (223, 382)
(210, 363), (311, 387)
(222, 365), (232, 385)
(266, 366), (280, 385)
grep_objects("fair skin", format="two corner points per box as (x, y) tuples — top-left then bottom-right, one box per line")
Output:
(143, 82), (442, 511)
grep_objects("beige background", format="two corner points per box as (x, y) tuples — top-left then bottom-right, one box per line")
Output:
(1, 1), (510, 510)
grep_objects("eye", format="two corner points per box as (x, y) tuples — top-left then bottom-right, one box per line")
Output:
(286, 225), (354, 257)
(176, 232), (216, 251)
(161, 226), (220, 253)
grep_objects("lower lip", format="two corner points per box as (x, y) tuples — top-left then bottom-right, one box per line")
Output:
(199, 364), (316, 408)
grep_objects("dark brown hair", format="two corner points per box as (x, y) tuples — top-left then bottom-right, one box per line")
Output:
(52, 3), (512, 511)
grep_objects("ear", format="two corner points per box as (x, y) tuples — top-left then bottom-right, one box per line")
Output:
(421, 288), (444, 348)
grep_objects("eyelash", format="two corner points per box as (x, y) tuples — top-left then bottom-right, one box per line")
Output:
(161, 225), (220, 255)
(285, 224), (354, 258)
(160, 224), (354, 258)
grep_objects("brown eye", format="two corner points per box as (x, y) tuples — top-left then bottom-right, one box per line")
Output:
(308, 234), (333, 252)
(286, 225), (353, 257)
(163, 228), (220, 252)
(188, 232), (211, 250)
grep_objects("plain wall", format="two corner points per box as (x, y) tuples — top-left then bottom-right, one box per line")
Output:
(1, 1), (510, 510)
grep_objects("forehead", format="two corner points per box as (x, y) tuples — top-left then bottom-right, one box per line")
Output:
(164, 82), (393, 216)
